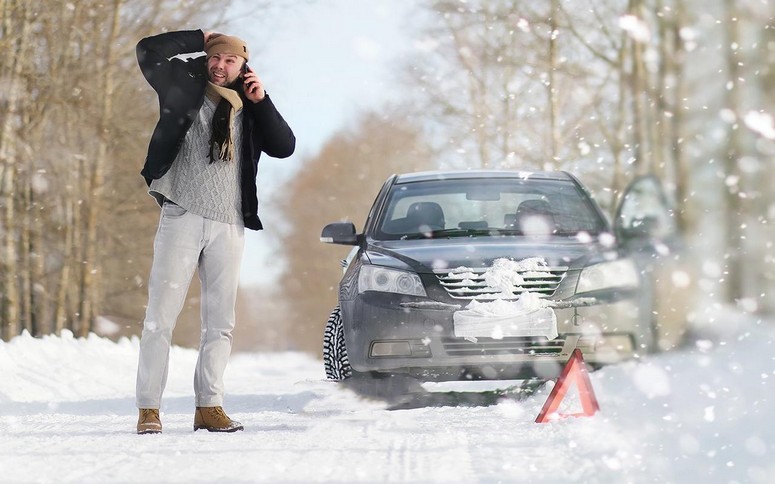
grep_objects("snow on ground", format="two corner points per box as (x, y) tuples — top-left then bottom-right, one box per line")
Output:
(1, 311), (774, 483)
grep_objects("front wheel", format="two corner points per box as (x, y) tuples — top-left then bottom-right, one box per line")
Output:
(322, 305), (422, 402)
(323, 305), (352, 380)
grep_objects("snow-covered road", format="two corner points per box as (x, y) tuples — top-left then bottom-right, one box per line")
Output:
(1, 313), (773, 483)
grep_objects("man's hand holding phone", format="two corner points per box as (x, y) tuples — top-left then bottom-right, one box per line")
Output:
(242, 64), (265, 103)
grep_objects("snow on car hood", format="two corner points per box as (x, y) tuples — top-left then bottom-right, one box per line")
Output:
(450, 257), (553, 297)
(451, 257), (560, 341)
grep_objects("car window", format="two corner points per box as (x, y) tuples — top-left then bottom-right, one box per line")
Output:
(616, 175), (677, 240)
(375, 178), (606, 240)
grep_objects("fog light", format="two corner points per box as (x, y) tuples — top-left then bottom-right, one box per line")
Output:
(576, 336), (598, 352)
(370, 340), (432, 358)
(598, 335), (634, 353)
(578, 335), (633, 354)
(371, 341), (412, 357)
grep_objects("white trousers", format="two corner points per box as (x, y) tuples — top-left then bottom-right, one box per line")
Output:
(136, 202), (244, 409)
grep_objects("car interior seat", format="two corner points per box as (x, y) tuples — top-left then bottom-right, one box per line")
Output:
(406, 201), (445, 232)
(512, 199), (557, 233)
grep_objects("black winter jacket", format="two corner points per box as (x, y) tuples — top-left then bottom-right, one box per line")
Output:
(136, 29), (296, 230)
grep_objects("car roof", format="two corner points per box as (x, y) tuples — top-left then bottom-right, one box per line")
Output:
(393, 170), (575, 184)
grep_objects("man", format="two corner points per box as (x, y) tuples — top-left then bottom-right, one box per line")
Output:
(134, 29), (295, 434)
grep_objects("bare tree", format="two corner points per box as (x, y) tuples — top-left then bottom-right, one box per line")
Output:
(275, 109), (433, 353)
(0, 0), (287, 341)
(77, 0), (123, 337)
(753, 3), (775, 315)
(721, 0), (745, 303)
(715, 0), (775, 310)
(406, 0), (643, 211)
(0, 0), (33, 340)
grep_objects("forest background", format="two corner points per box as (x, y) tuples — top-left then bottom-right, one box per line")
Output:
(1, 0), (773, 354)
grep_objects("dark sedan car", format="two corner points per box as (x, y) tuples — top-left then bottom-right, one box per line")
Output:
(321, 170), (691, 382)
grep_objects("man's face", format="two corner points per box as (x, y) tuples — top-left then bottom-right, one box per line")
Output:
(207, 54), (244, 87)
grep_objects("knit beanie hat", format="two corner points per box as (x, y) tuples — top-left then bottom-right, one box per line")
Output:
(205, 34), (250, 61)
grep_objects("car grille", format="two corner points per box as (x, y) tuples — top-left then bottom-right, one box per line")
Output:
(442, 337), (565, 356)
(435, 266), (568, 299)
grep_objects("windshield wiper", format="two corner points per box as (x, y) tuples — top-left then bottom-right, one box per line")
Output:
(400, 228), (497, 240)
(396, 228), (592, 240)
(433, 228), (492, 238)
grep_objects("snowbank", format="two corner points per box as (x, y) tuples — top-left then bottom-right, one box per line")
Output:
(1, 315), (773, 483)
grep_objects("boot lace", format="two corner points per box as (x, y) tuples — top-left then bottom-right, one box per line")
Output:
(207, 406), (228, 421)
(140, 408), (159, 422)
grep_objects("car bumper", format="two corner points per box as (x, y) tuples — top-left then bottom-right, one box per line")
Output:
(342, 292), (643, 380)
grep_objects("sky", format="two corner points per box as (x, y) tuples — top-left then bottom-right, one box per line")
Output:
(1, 305), (772, 482)
(230, 1), (419, 285)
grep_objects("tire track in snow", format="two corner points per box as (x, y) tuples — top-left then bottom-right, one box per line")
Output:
(382, 432), (477, 482)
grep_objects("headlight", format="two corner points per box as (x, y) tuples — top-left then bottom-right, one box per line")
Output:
(358, 265), (427, 297)
(576, 259), (640, 294)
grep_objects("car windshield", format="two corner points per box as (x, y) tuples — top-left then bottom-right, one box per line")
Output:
(374, 177), (607, 240)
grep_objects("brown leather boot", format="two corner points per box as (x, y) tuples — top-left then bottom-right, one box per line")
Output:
(194, 406), (244, 432)
(137, 408), (162, 434)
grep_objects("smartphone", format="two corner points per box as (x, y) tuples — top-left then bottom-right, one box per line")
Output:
(242, 63), (254, 90)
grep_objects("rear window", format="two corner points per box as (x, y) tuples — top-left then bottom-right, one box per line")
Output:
(374, 177), (606, 240)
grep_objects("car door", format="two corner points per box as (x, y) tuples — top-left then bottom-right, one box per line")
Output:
(614, 174), (692, 351)
(615, 174), (679, 248)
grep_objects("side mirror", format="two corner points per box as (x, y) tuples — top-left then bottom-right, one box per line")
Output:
(320, 222), (359, 245)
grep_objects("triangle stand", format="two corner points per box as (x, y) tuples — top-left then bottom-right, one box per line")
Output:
(535, 348), (600, 423)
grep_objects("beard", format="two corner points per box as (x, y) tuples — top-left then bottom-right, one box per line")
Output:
(208, 69), (238, 87)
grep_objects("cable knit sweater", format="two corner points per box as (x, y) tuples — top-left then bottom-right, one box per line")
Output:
(150, 96), (243, 225)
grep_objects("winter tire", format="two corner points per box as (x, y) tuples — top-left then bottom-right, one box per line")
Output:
(323, 305), (352, 380)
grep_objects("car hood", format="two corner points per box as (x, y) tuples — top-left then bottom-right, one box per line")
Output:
(365, 236), (614, 273)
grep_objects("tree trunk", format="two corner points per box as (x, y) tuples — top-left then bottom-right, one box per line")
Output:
(55, 200), (74, 335)
(722, 0), (745, 303)
(79, 0), (123, 337)
(546, 0), (559, 171)
(755, 4), (775, 315)
(611, 27), (628, 215)
(0, 0), (32, 341)
(670, 1), (691, 233)
(20, 176), (32, 334)
(653, 0), (669, 179)
(628, 0), (648, 175)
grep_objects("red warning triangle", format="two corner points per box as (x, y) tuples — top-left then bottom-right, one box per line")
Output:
(535, 348), (600, 423)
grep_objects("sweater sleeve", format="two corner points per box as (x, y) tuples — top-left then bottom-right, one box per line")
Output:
(136, 30), (205, 92)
